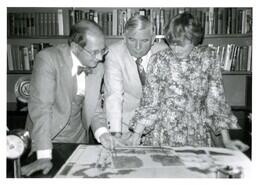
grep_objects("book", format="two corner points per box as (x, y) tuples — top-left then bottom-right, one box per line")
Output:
(7, 44), (14, 71)
(108, 12), (112, 36)
(23, 47), (30, 71)
(57, 9), (64, 35)
(112, 9), (118, 36)
(247, 45), (252, 71)
(63, 9), (70, 36)
(223, 44), (233, 71)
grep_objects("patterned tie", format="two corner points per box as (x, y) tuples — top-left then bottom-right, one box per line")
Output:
(77, 65), (93, 76)
(135, 58), (146, 86)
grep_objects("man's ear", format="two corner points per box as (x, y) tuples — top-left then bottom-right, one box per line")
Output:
(70, 42), (78, 53)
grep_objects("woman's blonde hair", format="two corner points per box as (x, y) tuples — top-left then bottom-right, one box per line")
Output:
(165, 12), (204, 46)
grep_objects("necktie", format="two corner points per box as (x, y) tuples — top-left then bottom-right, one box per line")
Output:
(77, 65), (93, 76)
(135, 58), (146, 86)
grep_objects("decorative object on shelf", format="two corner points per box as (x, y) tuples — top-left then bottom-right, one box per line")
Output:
(14, 76), (31, 103)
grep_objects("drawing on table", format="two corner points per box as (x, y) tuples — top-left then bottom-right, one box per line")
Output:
(55, 145), (250, 178)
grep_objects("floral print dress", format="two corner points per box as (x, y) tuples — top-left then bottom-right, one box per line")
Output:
(129, 45), (239, 147)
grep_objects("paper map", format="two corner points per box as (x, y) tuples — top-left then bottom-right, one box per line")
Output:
(54, 145), (251, 178)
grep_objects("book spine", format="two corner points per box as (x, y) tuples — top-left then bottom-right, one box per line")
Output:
(7, 44), (14, 71)
(247, 45), (252, 71)
(57, 9), (64, 36)
(39, 12), (44, 36)
(208, 8), (214, 34)
(160, 9), (165, 35)
(63, 9), (70, 36)
(23, 47), (30, 71)
(112, 9), (118, 36)
(48, 12), (52, 36)
(108, 12), (112, 36)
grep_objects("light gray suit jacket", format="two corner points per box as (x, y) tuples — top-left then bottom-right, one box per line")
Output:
(104, 40), (168, 133)
(26, 44), (106, 151)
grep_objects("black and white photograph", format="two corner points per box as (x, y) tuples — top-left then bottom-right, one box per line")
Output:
(1, 0), (255, 183)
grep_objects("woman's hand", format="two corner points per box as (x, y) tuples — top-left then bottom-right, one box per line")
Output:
(221, 129), (249, 152)
(223, 139), (249, 152)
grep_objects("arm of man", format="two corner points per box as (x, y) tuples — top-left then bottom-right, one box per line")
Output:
(104, 50), (124, 134)
(22, 50), (56, 176)
(91, 97), (125, 150)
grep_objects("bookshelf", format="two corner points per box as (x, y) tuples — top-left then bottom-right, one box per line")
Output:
(6, 7), (252, 157)
(7, 7), (252, 109)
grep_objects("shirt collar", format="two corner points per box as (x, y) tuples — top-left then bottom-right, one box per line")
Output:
(71, 51), (83, 76)
(132, 50), (151, 61)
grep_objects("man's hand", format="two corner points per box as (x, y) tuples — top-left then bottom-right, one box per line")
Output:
(21, 158), (53, 176)
(99, 133), (125, 150)
(223, 139), (249, 152)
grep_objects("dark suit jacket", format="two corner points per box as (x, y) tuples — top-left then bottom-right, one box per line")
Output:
(26, 44), (106, 151)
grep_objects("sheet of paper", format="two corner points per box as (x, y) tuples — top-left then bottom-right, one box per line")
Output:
(54, 145), (251, 178)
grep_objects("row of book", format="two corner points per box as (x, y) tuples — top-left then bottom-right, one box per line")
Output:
(7, 8), (252, 37)
(7, 9), (70, 37)
(7, 43), (53, 72)
(205, 8), (252, 35)
(215, 44), (252, 72)
(7, 42), (252, 73)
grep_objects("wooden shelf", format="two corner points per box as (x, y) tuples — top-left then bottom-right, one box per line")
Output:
(155, 34), (252, 39)
(204, 33), (252, 39)
(8, 33), (252, 40)
(231, 106), (251, 111)
(222, 71), (252, 75)
(7, 71), (32, 75)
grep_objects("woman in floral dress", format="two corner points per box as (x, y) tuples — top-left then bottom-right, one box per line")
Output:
(127, 12), (248, 151)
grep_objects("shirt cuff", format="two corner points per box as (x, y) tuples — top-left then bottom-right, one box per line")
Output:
(37, 149), (52, 159)
(94, 127), (109, 143)
(108, 119), (122, 133)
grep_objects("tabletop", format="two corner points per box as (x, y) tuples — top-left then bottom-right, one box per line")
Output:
(54, 145), (251, 178)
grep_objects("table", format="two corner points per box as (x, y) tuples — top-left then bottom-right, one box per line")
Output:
(7, 142), (251, 178)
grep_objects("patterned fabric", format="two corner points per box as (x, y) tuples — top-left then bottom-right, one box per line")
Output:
(129, 45), (239, 147)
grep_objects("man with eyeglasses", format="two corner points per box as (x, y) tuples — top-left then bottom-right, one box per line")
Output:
(21, 20), (116, 176)
(104, 15), (168, 138)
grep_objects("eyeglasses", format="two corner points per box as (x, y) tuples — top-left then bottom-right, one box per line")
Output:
(80, 45), (109, 58)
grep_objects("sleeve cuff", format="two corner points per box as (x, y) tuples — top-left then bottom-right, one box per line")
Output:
(109, 120), (122, 133)
(94, 127), (109, 143)
(37, 149), (52, 159)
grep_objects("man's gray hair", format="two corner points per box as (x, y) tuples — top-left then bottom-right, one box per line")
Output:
(124, 14), (153, 33)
